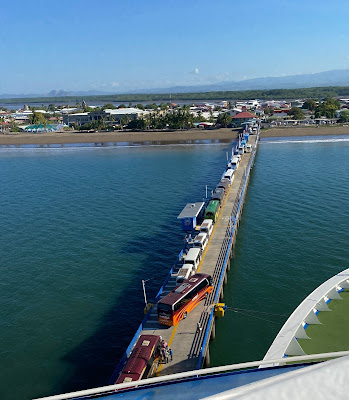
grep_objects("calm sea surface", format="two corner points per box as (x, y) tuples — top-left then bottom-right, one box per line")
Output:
(210, 135), (349, 366)
(0, 143), (230, 400)
(1, 137), (349, 399)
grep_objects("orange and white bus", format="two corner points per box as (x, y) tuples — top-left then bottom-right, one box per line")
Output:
(157, 273), (213, 326)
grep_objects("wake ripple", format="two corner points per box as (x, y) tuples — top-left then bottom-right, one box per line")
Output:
(261, 135), (349, 145)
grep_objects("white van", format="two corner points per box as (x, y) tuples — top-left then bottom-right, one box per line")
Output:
(193, 232), (208, 251)
(200, 219), (213, 237)
(176, 265), (194, 284)
(230, 156), (240, 170)
(245, 144), (252, 153)
(183, 247), (202, 270)
(223, 169), (235, 184)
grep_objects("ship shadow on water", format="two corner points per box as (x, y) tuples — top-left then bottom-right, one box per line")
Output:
(49, 144), (231, 397)
(53, 218), (185, 396)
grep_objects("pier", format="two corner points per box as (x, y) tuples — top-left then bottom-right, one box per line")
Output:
(34, 130), (260, 400)
(112, 131), (260, 378)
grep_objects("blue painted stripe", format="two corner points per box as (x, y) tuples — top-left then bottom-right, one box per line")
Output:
(196, 142), (258, 370)
(109, 304), (154, 384)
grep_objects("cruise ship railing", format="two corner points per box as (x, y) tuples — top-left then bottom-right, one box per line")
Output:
(35, 350), (349, 400)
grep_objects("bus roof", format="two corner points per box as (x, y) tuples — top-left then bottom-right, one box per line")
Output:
(158, 273), (211, 306)
(217, 179), (230, 189)
(211, 189), (224, 201)
(205, 200), (220, 213)
(116, 335), (160, 383)
(201, 219), (213, 228)
(194, 233), (207, 242)
(224, 169), (234, 177)
(185, 247), (201, 260)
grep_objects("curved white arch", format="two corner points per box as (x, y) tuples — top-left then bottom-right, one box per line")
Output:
(263, 268), (349, 362)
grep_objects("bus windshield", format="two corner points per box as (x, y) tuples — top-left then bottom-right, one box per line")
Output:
(157, 303), (172, 313)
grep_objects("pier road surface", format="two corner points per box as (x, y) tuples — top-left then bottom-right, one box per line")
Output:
(140, 134), (257, 376)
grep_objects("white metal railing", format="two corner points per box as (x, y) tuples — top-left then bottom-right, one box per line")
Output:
(34, 350), (349, 400)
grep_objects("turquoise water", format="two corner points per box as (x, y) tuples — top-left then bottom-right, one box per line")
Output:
(0, 144), (230, 400)
(210, 136), (349, 366)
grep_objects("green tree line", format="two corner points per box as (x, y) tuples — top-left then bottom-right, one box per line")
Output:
(3, 85), (349, 105)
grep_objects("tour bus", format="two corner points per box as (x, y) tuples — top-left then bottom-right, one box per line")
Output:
(200, 219), (213, 237)
(157, 273), (214, 326)
(204, 200), (220, 223)
(116, 335), (161, 384)
(183, 247), (202, 270)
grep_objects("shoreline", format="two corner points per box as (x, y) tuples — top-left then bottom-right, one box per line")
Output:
(0, 128), (238, 146)
(1, 126), (349, 146)
(260, 125), (349, 138)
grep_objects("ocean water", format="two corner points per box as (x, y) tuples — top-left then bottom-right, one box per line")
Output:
(0, 143), (230, 400)
(210, 135), (349, 366)
(2, 136), (349, 400)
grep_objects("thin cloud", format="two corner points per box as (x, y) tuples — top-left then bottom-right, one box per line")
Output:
(189, 68), (199, 75)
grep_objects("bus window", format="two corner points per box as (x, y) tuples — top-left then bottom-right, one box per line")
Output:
(157, 273), (213, 326)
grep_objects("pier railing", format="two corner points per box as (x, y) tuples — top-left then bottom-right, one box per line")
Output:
(111, 130), (260, 381)
(196, 129), (260, 368)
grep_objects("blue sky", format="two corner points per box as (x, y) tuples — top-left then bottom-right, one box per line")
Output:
(1, 0), (349, 94)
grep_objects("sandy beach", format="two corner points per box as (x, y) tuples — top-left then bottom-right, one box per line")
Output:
(0, 128), (239, 146)
(261, 125), (349, 137)
(1, 125), (349, 146)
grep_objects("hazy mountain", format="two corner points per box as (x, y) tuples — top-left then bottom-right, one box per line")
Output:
(133, 69), (349, 94)
(0, 92), (41, 99)
(0, 89), (112, 99)
(46, 89), (113, 97)
(2, 69), (349, 99)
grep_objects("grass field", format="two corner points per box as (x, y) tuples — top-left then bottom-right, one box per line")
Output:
(298, 291), (349, 354)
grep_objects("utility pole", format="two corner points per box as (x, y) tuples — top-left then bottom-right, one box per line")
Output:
(142, 279), (150, 306)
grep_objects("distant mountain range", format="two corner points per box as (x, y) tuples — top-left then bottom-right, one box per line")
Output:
(136, 69), (349, 94)
(0, 89), (113, 99)
(2, 69), (349, 99)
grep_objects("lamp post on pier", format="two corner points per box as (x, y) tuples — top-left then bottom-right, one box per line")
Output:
(141, 279), (150, 307)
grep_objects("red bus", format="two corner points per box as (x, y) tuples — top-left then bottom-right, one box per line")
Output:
(116, 335), (161, 384)
(157, 273), (213, 326)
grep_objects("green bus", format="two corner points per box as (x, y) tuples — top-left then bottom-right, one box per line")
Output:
(204, 200), (220, 223)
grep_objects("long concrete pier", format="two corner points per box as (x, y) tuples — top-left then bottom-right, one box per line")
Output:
(34, 131), (260, 400)
(137, 132), (259, 376)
